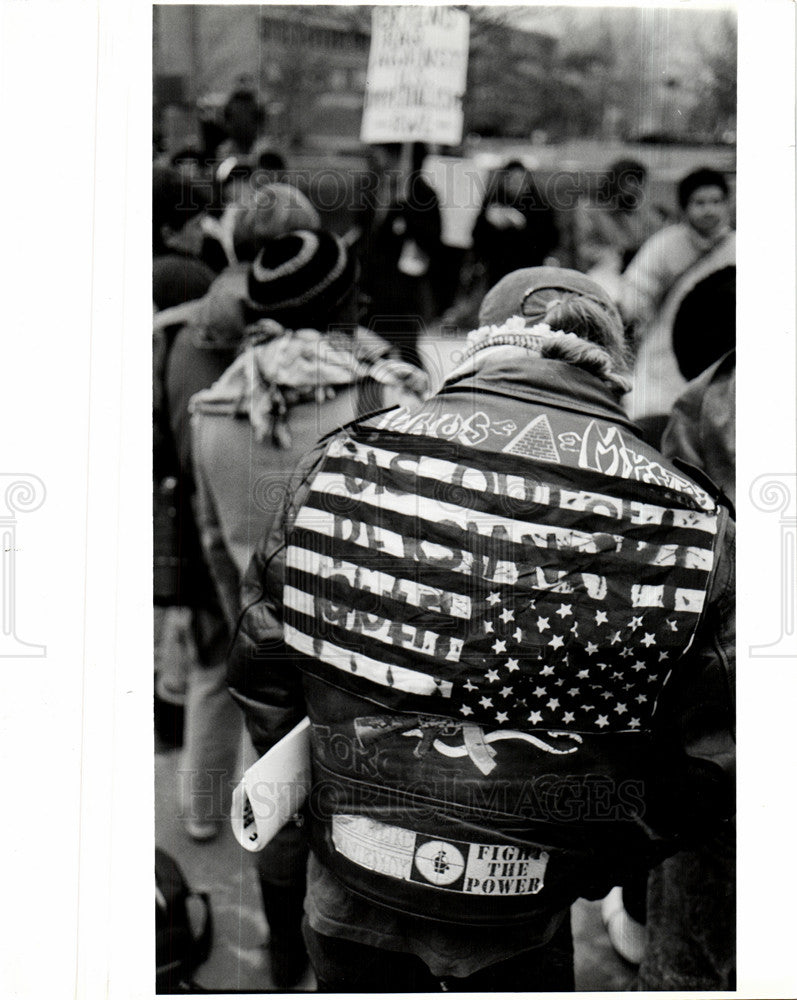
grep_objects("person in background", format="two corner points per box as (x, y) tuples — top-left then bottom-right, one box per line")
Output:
(228, 266), (734, 992)
(355, 142), (443, 369)
(215, 87), (264, 162)
(189, 231), (426, 988)
(470, 160), (560, 290)
(571, 159), (666, 296)
(637, 349), (735, 991)
(619, 167), (735, 434)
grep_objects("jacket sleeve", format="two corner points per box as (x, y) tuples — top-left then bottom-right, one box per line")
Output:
(645, 509), (736, 841)
(226, 438), (333, 757)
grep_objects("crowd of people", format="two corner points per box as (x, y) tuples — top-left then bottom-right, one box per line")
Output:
(154, 89), (736, 992)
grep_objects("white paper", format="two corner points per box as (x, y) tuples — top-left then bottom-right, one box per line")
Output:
(231, 716), (311, 852)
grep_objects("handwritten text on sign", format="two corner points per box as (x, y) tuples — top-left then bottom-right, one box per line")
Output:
(361, 6), (470, 145)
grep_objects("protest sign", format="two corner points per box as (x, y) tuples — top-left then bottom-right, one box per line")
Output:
(361, 6), (469, 145)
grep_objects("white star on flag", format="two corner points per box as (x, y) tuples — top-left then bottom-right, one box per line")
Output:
(500, 686), (513, 698)
(629, 718), (641, 729)
(541, 664), (555, 676)
(513, 628), (523, 642)
(486, 669), (500, 683)
(546, 698), (559, 710)
(528, 711), (543, 725)
(610, 631), (622, 644)
(628, 616), (644, 631)
(585, 641), (599, 656)
(556, 603), (572, 618)
(461, 704), (474, 716)
(596, 715), (609, 728)
(484, 621), (494, 633)
(563, 711), (575, 724)
(537, 616), (550, 632)
(641, 633), (656, 647)
(495, 711), (508, 724)
(658, 651), (669, 662)
(533, 686), (547, 698)
(595, 610), (608, 625)
(499, 608), (515, 623)
(464, 678), (477, 691)
(631, 660), (646, 672)
(505, 658), (519, 672)
(614, 702), (627, 714)
(479, 696), (493, 709)
(636, 693), (647, 704)
(486, 591), (501, 605)
(549, 634), (565, 650)
(492, 639), (507, 653)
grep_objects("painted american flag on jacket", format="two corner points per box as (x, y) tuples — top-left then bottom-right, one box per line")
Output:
(282, 429), (719, 735)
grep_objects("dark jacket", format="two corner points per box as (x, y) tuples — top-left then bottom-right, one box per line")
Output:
(230, 351), (734, 927)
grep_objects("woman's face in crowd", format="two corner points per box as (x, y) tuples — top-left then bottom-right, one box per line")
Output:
(685, 185), (729, 238)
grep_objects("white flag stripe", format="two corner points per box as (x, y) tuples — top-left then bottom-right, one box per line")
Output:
(328, 438), (718, 535)
(286, 546), (472, 619)
(309, 472), (715, 569)
(284, 586), (465, 664)
(294, 505), (520, 585)
(631, 585), (706, 613)
(283, 623), (455, 698)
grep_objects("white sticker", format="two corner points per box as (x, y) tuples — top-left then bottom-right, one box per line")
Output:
(332, 815), (548, 896)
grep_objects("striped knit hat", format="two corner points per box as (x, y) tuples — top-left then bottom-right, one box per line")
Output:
(246, 229), (356, 327)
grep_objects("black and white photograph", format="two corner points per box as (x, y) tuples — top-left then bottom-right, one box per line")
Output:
(1, 2), (797, 999)
(152, 4), (740, 992)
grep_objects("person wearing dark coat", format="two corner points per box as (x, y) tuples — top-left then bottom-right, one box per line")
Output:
(471, 160), (560, 289)
(355, 143), (443, 369)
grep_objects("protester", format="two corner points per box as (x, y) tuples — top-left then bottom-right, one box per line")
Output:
(228, 266), (735, 991)
(356, 142), (443, 369)
(471, 160), (560, 288)
(620, 167), (735, 427)
(187, 230), (426, 986)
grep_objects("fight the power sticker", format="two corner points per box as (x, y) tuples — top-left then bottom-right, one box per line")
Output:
(332, 815), (548, 896)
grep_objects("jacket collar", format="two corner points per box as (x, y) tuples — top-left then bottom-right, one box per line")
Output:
(438, 348), (639, 432)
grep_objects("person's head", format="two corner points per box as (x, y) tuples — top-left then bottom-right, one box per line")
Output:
(245, 229), (358, 330)
(153, 164), (209, 255)
(223, 88), (262, 152)
(677, 168), (730, 238)
(501, 160), (530, 200)
(233, 183), (320, 262)
(254, 150), (287, 185)
(476, 266), (631, 394)
(606, 159), (647, 211)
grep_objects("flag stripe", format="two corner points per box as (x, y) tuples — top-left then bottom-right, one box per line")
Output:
(325, 439), (718, 540)
(291, 508), (713, 604)
(284, 583), (468, 658)
(283, 622), (455, 698)
(300, 485), (715, 580)
(285, 545), (473, 620)
(284, 601), (469, 678)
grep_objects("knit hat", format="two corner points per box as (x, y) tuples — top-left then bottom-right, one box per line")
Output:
(478, 266), (624, 334)
(233, 183), (320, 261)
(246, 230), (357, 327)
